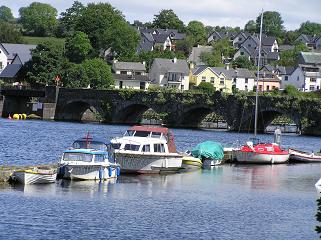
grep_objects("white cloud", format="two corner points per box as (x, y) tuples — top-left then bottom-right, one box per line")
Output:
(5, 0), (321, 30)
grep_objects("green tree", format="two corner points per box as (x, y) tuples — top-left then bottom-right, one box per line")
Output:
(256, 11), (284, 37)
(0, 6), (14, 22)
(152, 9), (185, 32)
(232, 56), (254, 69)
(75, 3), (125, 52)
(197, 82), (216, 93)
(277, 43), (308, 66)
(186, 20), (206, 46)
(19, 2), (58, 36)
(299, 21), (321, 36)
(59, 1), (84, 35)
(65, 31), (92, 63)
(283, 85), (299, 96)
(102, 20), (139, 59)
(283, 30), (300, 45)
(82, 58), (114, 89)
(200, 51), (222, 67)
(244, 20), (256, 34)
(24, 40), (65, 86)
(61, 62), (89, 88)
(0, 21), (22, 43)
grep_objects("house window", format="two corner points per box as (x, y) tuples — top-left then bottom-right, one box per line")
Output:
(297, 76), (299, 81)
(240, 52), (244, 55)
(140, 82), (146, 90)
(202, 76), (206, 82)
(120, 71), (127, 75)
(220, 78), (224, 85)
(310, 78), (317, 82)
(259, 85), (263, 91)
(238, 37), (242, 41)
(245, 85), (248, 91)
(248, 44), (251, 47)
(266, 85), (270, 91)
(245, 78), (248, 84)
(285, 76), (288, 81)
(210, 77), (215, 83)
(135, 72), (142, 75)
(310, 85), (315, 91)
(119, 81), (123, 89)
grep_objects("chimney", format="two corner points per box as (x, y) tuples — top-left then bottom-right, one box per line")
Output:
(173, 57), (177, 63)
(142, 61), (146, 66)
(113, 59), (118, 64)
(225, 64), (230, 70)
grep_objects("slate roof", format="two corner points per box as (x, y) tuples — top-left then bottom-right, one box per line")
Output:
(1, 43), (36, 64)
(153, 34), (170, 43)
(0, 64), (22, 78)
(278, 45), (295, 52)
(262, 36), (276, 46)
(188, 46), (213, 66)
(113, 61), (146, 71)
(192, 66), (255, 79)
(152, 58), (189, 75)
(113, 74), (150, 82)
(298, 52), (321, 65)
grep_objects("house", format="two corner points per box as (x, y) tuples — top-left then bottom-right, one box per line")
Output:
(234, 45), (279, 66)
(256, 72), (281, 91)
(0, 43), (36, 81)
(137, 28), (185, 53)
(207, 31), (236, 44)
(282, 65), (321, 91)
(149, 58), (189, 90)
(298, 52), (321, 66)
(212, 66), (255, 91)
(188, 45), (213, 67)
(315, 36), (321, 50)
(113, 74), (150, 90)
(295, 34), (316, 49)
(112, 61), (147, 75)
(190, 66), (233, 93)
(232, 32), (251, 48)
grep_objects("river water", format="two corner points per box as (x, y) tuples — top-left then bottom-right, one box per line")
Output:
(0, 119), (320, 239)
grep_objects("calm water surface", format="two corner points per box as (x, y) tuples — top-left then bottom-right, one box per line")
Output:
(0, 119), (320, 239)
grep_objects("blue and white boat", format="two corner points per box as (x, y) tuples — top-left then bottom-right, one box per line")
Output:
(58, 134), (120, 180)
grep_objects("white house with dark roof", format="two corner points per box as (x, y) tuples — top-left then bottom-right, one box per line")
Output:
(0, 43), (36, 81)
(207, 31), (236, 44)
(112, 60), (147, 76)
(283, 66), (320, 91)
(232, 32), (250, 48)
(149, 58), (189, 90)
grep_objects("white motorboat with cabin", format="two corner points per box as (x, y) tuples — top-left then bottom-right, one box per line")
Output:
(111, 125), (182, 173)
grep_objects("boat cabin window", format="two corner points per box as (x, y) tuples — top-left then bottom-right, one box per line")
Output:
(112, 143), (121, 149)
(154, 144), (165, 153)
(142, 144), (150, 152)
(124, 144), (140, 151)
(151, 132), (162, 138)
(134, 131), (150, 137)
(63, 153), (93, 162)
(124, 130), (135, 136)
(72, 141), (107, 151)
(94, 154), (105, 162)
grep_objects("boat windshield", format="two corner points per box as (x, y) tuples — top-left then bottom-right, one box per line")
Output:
(249, 138), (261, 145)
(151, 132), (162, 138)
(124, 130), (135, 136)
(72, 140), (107, 151)
(63, 152), (93, 162)
(124, 144), (140, 151)
(112, 143), (121, 149)
(134, 131), (150, 137)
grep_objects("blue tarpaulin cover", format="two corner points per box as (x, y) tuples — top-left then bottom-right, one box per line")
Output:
(191, 141), (224, 160)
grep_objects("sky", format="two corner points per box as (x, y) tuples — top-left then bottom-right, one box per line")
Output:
(5, 0), (321, 31)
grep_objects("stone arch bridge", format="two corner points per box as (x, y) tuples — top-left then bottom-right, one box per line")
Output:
(1, 87), (321, 135)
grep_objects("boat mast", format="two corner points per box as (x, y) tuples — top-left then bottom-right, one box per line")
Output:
(254, 10), (264, 137)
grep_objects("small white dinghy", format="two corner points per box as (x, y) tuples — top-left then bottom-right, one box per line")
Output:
(289, 148), (321, 163)
(12, 168), (57, 185)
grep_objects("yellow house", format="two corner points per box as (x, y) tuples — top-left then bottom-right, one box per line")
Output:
(190, 66), (233, 93)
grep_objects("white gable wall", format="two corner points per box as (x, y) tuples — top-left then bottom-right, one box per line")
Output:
(0, 45), (9, 72)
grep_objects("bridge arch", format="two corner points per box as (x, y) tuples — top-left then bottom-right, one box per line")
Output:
(113, 103), (157, 124)
(57, 100), (103, 121)
(177, 106), (229, 128)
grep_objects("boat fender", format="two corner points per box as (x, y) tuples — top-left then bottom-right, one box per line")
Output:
(99, 167), (104, 180)
(116, 166), (120, 177)
(108, 167), (113, 177)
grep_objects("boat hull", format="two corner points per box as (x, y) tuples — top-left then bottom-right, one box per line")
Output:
(235, 151), (289, 164)
(13, 171), (56, 185)
(202, 159), (222, 167)
(62, 165), (118, 180)
(181, 157), (202, 170)
(289, 148), (321, 163)
(115, 152), (182, 174)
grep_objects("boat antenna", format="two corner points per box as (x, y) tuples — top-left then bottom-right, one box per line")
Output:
(254, 9), (264, 137)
